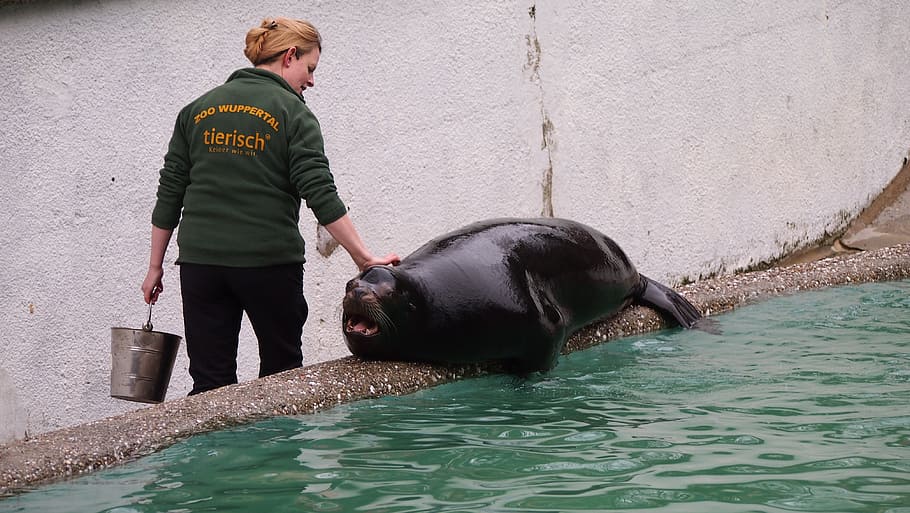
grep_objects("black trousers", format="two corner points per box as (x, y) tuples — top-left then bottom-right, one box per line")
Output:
(179, 263), (308, 395)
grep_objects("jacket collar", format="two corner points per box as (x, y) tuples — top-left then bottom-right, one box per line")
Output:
(227, 68), (306, 103)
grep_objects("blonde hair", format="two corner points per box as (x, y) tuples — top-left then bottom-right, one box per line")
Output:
(244, 17), (322, 66)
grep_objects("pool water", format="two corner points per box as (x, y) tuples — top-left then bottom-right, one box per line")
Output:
(2, 281), (909, 512)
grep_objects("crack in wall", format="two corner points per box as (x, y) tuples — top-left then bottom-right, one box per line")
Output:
(525, 4), (556, 217)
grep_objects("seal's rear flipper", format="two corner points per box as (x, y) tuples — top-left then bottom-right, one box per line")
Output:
(636, 275), (702, 328)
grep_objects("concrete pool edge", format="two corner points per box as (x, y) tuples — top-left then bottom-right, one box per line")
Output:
(1, 243), (909, 496)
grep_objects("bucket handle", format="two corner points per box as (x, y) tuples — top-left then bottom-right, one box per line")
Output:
(143, 287), (158, 331)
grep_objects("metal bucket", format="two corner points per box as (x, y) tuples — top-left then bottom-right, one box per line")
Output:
(110, 304), (181, 404)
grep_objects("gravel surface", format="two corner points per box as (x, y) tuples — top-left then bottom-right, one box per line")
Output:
(1, 243), (908, 497)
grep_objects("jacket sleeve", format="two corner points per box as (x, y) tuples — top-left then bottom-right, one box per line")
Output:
(151, 115), (192, 230)
(287, 105), (348, 226)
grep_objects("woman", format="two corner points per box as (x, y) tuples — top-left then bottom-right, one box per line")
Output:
(141, 17), (398, 395)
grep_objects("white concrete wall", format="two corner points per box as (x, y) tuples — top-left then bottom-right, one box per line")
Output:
(1, 0), (908, 441)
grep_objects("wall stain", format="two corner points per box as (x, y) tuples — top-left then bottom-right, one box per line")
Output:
(678, 207), (859, 285)
(525, 3), (556, 217)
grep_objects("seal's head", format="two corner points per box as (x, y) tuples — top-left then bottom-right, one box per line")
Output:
(342, 266), (415, 359)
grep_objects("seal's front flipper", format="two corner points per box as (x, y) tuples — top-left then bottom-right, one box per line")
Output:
(635, 275), (702, 328)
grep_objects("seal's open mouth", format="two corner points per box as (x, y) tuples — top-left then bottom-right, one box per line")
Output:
(345, 315), (379, 337)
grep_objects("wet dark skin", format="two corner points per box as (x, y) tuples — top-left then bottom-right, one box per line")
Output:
(342, 218), (702, 374)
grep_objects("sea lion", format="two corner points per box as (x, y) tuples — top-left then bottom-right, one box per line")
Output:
(342, 218), (701, 373)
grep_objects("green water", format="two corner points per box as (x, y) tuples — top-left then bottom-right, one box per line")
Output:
(3, 281), (909, 512)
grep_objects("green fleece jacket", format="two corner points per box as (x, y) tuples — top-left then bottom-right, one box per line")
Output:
(151, 68), (347, 267)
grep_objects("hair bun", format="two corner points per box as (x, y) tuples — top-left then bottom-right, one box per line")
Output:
(244, 17), (322, 66)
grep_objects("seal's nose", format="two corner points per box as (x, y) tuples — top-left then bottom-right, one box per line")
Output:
(344, 280), (370, 300)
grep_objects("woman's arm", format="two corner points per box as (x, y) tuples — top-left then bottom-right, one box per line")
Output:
(141, 225), (174, 304)
(323, 214), (399, 271)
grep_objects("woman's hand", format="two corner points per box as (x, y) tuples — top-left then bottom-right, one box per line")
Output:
(361, 253), (401, 269)
(142, 267), (164, 304)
